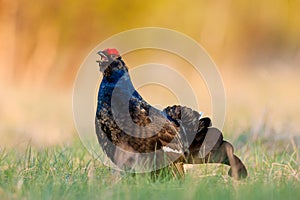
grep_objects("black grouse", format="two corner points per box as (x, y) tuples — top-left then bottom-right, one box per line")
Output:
(95, 48), (247, 179)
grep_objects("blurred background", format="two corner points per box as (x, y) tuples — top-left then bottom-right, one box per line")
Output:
(1, 0), (299, 147)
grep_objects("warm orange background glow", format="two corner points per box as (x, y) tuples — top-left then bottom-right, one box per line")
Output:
(1, 0), (299, 147)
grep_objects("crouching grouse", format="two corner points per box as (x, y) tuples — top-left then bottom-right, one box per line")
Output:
(95, 48), (247, 179)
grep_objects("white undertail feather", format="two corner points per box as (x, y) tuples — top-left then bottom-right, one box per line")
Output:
(162, 146), (183, 154)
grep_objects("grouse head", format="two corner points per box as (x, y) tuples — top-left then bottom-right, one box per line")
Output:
(96, 48), (128, 78)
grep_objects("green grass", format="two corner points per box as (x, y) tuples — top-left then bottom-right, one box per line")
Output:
(0, 137), (299, 200)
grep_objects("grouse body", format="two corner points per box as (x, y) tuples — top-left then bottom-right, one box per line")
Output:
(95, 48), (247, 179)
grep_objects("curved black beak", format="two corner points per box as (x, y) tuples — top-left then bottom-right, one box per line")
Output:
(96, 51), (109, 65)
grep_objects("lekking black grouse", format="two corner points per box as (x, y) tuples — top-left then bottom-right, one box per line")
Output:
(95, 48), (247, 179)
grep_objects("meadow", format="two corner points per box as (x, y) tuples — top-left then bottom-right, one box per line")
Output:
(0, 131), (299, 199)
(1, 0), (300, 199)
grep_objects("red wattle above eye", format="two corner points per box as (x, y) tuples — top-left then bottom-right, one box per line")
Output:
(105, 48), (120, 56)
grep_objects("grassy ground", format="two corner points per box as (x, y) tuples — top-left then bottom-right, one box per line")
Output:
(0, 133), (299, 200)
